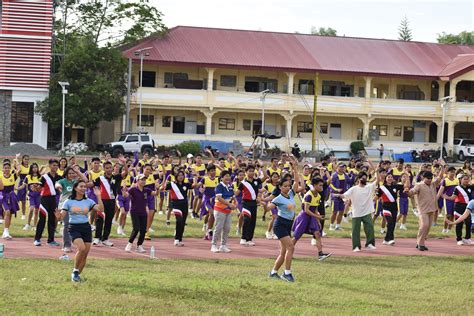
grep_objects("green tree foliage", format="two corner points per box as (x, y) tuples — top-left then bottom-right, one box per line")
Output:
(437, 31), (474, 45)
(36, 38), (128, 137)
(310, 26), (337, 36)
(398, 16), (413, 41)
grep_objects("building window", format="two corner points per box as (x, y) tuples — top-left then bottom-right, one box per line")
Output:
(244, 77), (278, 93)
(164, 72), (189, 85)
(220, 75), (237, 87)
(243, 119), (251, 131)
(162, 116), (171, 127)
(357, 128), (363, 140)
(394, 126), (402, 137)
(374, 125), (388, 136)
(137, 115), (154, 127)
(11, 102), (34, 143)
(219, 118), (235, 130)
(139, 71), (156, 87)
(319, 123), (328, 134)
(298, 80), (314, 95)
(297, 121), (312, 133)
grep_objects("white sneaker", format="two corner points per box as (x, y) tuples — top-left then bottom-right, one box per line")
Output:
(366, 244), (376, 250)
(62, 247), (72, 253)
(158, 211), (164, 215)
(329, 224), (335, 231)
(219, 245), (231, 253)
(335, 225), (342, 231)
(240, 239), (249, 246)
(92, 238), (101, 245)
(388, 240), (395, 245)
(148, 227), (155, 233)
(211, 245), (220, 253)
(382, 240), (389, 245)
(463, 239), (472, 245)
(23, 224), (31, 231)
(457, 240), (464, 246)
(353, 247), (361, 252)
(137, 245), (146, 253)
(112, 220), (118, 225)
(265, 231), (273, 240)
(272, 234), (278, 240)
(21, 215), (26, 220)
(380, 229), (386, 234)
(102, 240), (114, 247)
(438, 213), (444, 218)
(441, 229), (447, 233)
(412, 209), (419, 217)
(2, 231), (12, 240)
(125, 243), (132, 252)
(90, 225), (96, 231)
(117, 226), (126, 236)
(311, 238), (317, 246)
(399, 224), (407, 231)
(322, 231), (327, 237)
(247, 241), (256, 246)
(174, 240), (184, 247)
(342, 216), (349, 223)
(33, 240), (41, 246)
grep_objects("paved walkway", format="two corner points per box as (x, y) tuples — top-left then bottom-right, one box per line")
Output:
(1, 237), (472, 260)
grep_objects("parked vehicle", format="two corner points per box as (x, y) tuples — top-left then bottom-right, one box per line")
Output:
(104, 132), (155, 157)
(452, 139), (474, 161)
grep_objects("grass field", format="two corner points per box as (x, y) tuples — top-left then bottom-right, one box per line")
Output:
(0, 256), (472, 315)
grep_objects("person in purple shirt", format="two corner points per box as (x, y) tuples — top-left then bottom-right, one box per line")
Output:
(123, 174), (158, 253)
(329, 163), (349, 231)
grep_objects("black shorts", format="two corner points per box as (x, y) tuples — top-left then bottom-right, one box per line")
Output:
(69, 223), (93, 243)
(273, 216), (293, 239)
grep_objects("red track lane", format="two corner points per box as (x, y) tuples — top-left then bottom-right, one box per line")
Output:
(1, 237), (472, 260)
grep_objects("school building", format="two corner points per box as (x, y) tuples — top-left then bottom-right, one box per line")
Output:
(103, 26), (474, 154)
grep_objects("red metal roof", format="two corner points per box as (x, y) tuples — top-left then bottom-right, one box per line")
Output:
(438, 54), (474, 80)
(123, 26), (474, 79)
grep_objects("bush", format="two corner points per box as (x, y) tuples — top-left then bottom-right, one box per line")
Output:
(350, 141), (365, 155)
(175, 141), (201, 156)
(60, 142), (89, 155)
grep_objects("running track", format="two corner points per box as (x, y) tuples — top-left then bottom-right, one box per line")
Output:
(2, 237), (472, 260)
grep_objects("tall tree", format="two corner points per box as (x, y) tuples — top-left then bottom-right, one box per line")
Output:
(311, 26), (337, 37)
(36, 38), (128, 144)
(398, 16), (413, 41)
(437, 31), (474, 45)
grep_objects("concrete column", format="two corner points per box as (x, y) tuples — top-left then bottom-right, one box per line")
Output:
(364, 77), (372, 99)
(285, 72), (295, 95)
(202, 110), (214, 136)
(447, 120), (457, 156)
(433, 120), (443, 144)
(449, 79), (459, 102)
(389, 78), (397, 99)
(0, 90), (12, 147)
(438, 81), (446, 99)
(359, 115), (374, 146)
(205, 68), (216, 91)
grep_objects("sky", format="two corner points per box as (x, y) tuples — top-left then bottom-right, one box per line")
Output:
(152, 0), (473, 43)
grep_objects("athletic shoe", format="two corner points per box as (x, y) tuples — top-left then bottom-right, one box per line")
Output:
(399, 224), (407, 230)
(174, 240), (184, 247)
(117, 226), (125, 235)
(280, 273), (295, 283)
(21, 215), (26, 220)
(219, 245), (231, 253)
(268, 272), (280, 279)
(342, 216), (349, 223)
(148, 228), (155, 233)
(322, 231), (327, 237)
(240, 239), (250, 246)
(418, 245), (428, 251)
(366, 244), (376, 250)
(112, 220), (118, 225)
(62, 247), (72, 253)
(335, 225), (342, 231)
(441, 229), (447, 233)
(166, 220), (171, 226)
(33, 240), (41, 246)
(438, 213), (444, 218)
(272, 234), (278, 240)
(353, 247), (361, 252)
(382, 240), (389, 245)
(265, 231), (273, 240)
(102, 240), (114, 247)
(92, 238), (101, 245)
(59, 254), (70, 261)
(311, 238), (317, 246)
(145, 233), (151, 241)
(210, 245), (220, 253)
(329, 224), (335, 231)
(387, 240), (395, 245)
(71, 271), (81, 283)
(380, 229), (386, 234)
(48, 241), (60, 246)
(2, 231), (12, 240)
(125, 243), (132, 252)
(247, 241), (256, 246)
(23, 224), (31, 231)
(318, 252), (333, 262)
(412, 208), (419, 217)
(463, 239), (472, 245)
(158, 211), (164, 215)
(137, 245), (146, 253)
(90, 225), (96, 231)
(457, 240), (464, 246)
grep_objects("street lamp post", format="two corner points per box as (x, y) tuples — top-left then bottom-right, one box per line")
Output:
(260, 89), (270, 158)
(58, 81), (69, 152)
(134, 47), (152, 153)
(439, 96), (454, 160)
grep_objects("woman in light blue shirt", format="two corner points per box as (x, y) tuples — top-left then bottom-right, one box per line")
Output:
(60, 180), (103, 282)
(265, 157), (302, 282)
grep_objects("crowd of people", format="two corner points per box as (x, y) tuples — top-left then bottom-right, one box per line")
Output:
(0, 151), (473, 283)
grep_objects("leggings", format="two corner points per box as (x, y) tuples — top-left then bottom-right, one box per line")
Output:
(35, 196), (57, 243)
(95, 199), (115, 241)
(318, 202), (326, 232)
(455, 217), (472, 241)
(383, 203), (398, 242)
(129, 213), (147, 246)
(241, 200), (257, 241)
(172, 202), (188, 242)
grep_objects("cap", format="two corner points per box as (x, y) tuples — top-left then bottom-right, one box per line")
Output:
(186, 154), (194, 159)
(137, 174), (147, 181)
